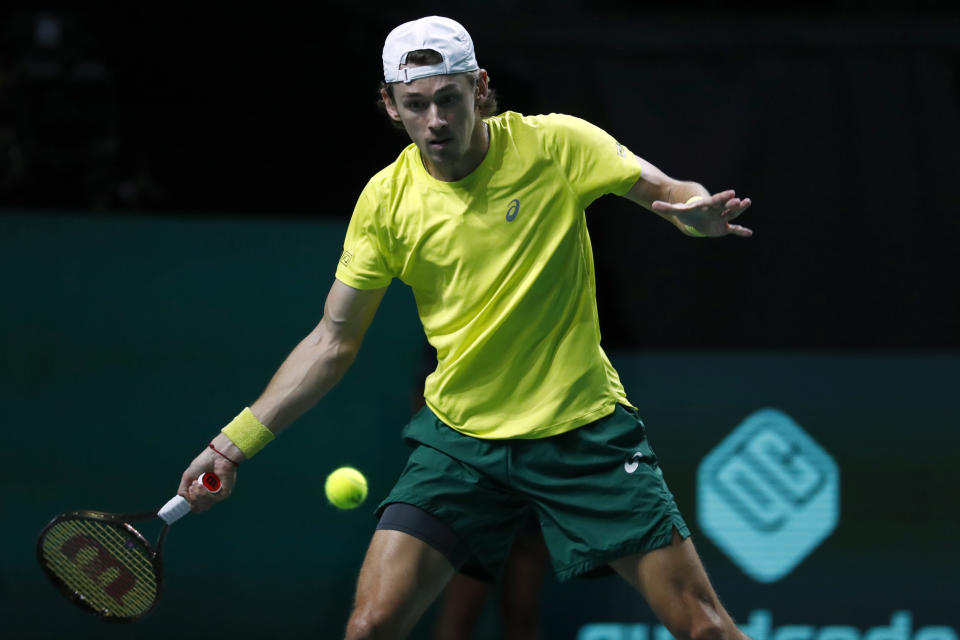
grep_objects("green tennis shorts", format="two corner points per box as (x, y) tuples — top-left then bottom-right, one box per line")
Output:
(377, 403), (690, 582)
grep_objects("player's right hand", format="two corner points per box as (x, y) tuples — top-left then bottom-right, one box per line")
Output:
(652, 189), (753, 238)
(177, 434), (244, 512)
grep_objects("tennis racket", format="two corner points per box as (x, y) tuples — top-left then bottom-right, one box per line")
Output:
(36, 472), (222, 622)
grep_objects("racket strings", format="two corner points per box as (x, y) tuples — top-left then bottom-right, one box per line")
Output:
(40, 518), (159, 618)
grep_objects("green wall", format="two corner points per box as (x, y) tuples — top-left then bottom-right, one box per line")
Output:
(3, 214), (425, 638)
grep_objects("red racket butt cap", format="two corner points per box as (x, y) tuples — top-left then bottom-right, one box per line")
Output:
(199, 472), (221, 494)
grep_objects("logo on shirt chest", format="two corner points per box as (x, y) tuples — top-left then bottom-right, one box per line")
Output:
(505, 199), (520, 222)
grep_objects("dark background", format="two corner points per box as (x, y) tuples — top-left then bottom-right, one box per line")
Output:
(2, 3), (959, 639)
(3, 2), (959, 349)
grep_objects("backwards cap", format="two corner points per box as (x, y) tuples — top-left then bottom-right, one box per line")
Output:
(382, 16), (479, 84)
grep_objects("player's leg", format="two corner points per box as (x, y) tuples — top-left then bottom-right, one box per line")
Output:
(517, 405), (747, 640)
(358, 407), (526, 639)
(431, 572), (489, 640)
(609, 529), (748, 640)
(499, 519), (550, 640)
(499, 532), (549, 639)
(345, 528), (456, 640)
(432, 514), (548, 640)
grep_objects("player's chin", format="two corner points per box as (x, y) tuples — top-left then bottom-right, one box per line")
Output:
(425, 140), (458, 159)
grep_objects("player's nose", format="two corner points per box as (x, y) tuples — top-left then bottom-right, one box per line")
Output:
(426, 103), (446, 129)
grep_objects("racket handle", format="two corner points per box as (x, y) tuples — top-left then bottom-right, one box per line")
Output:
(158, 472), (222, 525)
(159, 496), (190, 524)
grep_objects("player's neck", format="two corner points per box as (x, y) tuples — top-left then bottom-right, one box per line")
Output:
(422, 121), (489, 182)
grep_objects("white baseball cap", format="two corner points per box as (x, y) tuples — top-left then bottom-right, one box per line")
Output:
(382, 16), (479, 84)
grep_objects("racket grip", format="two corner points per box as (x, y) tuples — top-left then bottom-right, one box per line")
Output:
(159, 496), (191, 524)
(158, 472), (222, 524)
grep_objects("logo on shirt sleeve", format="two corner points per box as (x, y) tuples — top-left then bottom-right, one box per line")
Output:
(616, 142), (627, 158)
(339, 250), (353, 266)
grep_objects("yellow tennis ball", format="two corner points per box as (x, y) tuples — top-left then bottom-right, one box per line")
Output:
(324, 467), (368, 510)
(682, 224), (707, 237)
(682, 195), (707, 237)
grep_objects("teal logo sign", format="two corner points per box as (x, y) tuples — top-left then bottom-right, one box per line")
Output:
(697, 408), (839, 582)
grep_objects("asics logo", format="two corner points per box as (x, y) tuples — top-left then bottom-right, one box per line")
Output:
(506, 199), (520, 222)
(624, 452), (646, 474)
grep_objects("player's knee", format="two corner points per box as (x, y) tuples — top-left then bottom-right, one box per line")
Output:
(344, 611), (373, 640)
(687, 616), (727, 640)
(672, 595), (736, 640)
(344, 605), (396, 640)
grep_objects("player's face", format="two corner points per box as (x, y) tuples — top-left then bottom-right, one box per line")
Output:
(382, 72), (487, 180)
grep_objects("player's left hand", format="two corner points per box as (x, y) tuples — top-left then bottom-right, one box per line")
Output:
(652, 190), (753, 238)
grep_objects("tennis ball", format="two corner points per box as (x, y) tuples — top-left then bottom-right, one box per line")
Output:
(682, 224), (707, 237)
(682, 195), (707, 237)
(324, 467), (368, 510)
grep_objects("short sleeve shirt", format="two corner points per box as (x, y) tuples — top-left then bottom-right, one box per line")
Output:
(336, 112), (643, 438)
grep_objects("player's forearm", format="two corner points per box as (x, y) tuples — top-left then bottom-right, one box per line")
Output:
(248, 322), (359, 435)
(624, 157), (708, 217)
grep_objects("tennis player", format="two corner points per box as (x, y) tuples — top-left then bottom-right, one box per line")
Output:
(177, 16), (753, 640)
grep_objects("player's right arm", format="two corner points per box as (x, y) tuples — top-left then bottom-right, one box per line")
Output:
(623, 156), (753, 238)
(178, 278), (389, 511)
(249, 278), (388, 432)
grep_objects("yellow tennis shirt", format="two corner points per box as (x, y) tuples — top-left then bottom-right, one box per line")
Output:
(335, 111), (642, 439)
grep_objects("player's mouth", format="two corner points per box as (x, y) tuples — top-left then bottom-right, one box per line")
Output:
(428, 137), (454, 150)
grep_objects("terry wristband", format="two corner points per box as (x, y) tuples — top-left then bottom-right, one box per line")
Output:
(682, 195), (707, 237)
(221, 407), (275, 459)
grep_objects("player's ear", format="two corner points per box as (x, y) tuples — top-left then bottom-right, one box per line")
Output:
(380, 87), (401, 122)
(475, 70), (489, 100)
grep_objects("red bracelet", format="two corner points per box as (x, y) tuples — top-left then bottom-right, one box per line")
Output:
(208, 442), (240, 466)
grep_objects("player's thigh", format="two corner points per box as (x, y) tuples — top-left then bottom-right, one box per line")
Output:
(501, 523), (550, 613)
(349, 529), (456, 639)
(432, 573), (489, 640)
(381, 408), (531, 581)
(609, 529), (742, 640)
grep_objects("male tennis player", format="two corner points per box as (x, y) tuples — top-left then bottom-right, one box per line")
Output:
(178, 15), (753, 640)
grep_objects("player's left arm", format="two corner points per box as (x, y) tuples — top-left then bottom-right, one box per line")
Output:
(622, 155), (753, 238)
